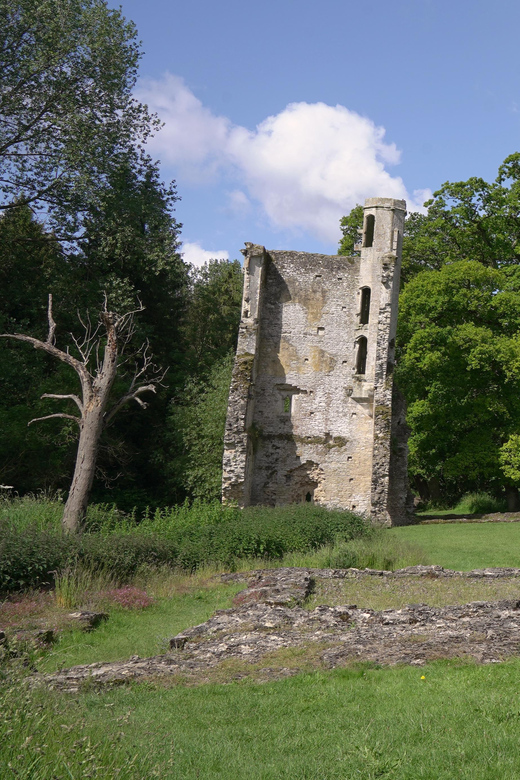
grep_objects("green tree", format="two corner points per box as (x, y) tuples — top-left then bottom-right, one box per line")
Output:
(183, 259), (243, 376)
(396, 260), (520, 505)
(0, 0), (157, 233)
(0, 3), (192, 509)
(168, 353), (234, 502)
(76, 154), (190, 509)
(163, 260), (243, 503)
(0, 205), (76, 492)
(338, 204), (363, 256)
(400, 153), (520, 283)
(0, 169), (190, 509)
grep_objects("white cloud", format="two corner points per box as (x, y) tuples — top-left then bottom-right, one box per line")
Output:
(410, 188), (433, 213)
(136, 74), (231, 182)
(181, 241), (229, 268)
(225, 189), (251, 216)
(140, 73), (428, 241)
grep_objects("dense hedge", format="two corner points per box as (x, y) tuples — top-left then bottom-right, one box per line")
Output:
(0, 526), (74, 592)
(0, 501), (371, 593)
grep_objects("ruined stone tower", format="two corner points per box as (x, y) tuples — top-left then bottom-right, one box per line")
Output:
(222, 197), (410, 526)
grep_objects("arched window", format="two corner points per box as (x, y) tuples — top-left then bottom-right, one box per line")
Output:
(356, 336), (368, 375)
(360, 287), (371, 324)
(363, 214), (375, 248)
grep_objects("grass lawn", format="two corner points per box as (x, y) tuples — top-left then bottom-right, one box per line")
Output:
(5, 517), (520, 778)
(5, 659), (520, 779)
(389, 521), (520, 570)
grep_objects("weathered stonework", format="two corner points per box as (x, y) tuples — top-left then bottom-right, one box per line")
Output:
(37, 566), (520, 690)
(222, 197), (411, 525)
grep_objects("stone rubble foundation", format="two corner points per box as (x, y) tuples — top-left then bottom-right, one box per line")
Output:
(38, 566), (520, 692)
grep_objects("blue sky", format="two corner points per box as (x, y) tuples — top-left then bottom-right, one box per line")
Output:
(116, 0), (520, 265)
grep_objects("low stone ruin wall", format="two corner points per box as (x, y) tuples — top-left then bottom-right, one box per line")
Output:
(37, 566), (520, 691)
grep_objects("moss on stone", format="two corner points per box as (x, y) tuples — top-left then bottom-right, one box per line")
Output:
(232, 352), (255, 392)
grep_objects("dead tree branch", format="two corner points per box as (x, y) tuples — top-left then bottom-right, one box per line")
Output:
(28, 413), (81, 426)
(0, 292), (162, 533)
(41, 393), (83, 413)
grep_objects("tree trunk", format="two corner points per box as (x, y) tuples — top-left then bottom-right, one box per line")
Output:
(61, 406), (105, 533)
(506, 487), (520, 512)
(2, 298), (158, 534)
(62, 316), (119, 533)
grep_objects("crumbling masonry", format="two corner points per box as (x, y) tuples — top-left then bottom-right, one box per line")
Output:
(222, 197), (412, 526)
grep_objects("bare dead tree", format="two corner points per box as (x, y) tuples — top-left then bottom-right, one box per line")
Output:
(0, 294), (165, 533)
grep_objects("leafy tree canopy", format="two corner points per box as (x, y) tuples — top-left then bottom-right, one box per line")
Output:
(183, 259), (243, 377)
(338, 204), (363, 256)
(401, 153), (520, 282)
(0, 0), (157, 235)
(396, 260), (520, 500)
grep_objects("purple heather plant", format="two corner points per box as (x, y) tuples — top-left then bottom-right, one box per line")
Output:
(96, 587), (154, 610)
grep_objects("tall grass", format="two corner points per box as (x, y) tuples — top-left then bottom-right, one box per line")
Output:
(53, 566), (117, 609)
(0, 492), (64, 531)
(419, 492), (507, 516)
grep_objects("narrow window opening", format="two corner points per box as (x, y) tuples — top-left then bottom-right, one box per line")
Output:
(360, 287), (371, 324)
(283, 396), (291, 414)
(317, 326), (325, 336)
(305, 491), (312, 503)
(356, 336), (368, 374)
(363, 214), (375, 248)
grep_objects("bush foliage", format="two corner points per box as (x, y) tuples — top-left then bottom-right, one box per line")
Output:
(0, 497), (371, 593)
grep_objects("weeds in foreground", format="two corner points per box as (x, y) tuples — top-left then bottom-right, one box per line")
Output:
(0, 678), (157, 779)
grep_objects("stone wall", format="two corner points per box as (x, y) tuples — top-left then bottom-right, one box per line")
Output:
(222, 197), (411, 525)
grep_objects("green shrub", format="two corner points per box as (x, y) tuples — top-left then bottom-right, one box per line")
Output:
(78, 534), (178, 580)
(0, 524), (74, 593)
(455, 492), (507, 514)
(0, 499), (373, 592)
(154, 504), (371, 570)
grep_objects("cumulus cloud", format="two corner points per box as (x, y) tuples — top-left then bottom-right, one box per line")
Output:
(139, 74), (427, 241)
(181, 242), (229, 268)
(411, 188), (433, 212)
(137, 74), (231, 182)
(225, 189), (251, 216)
